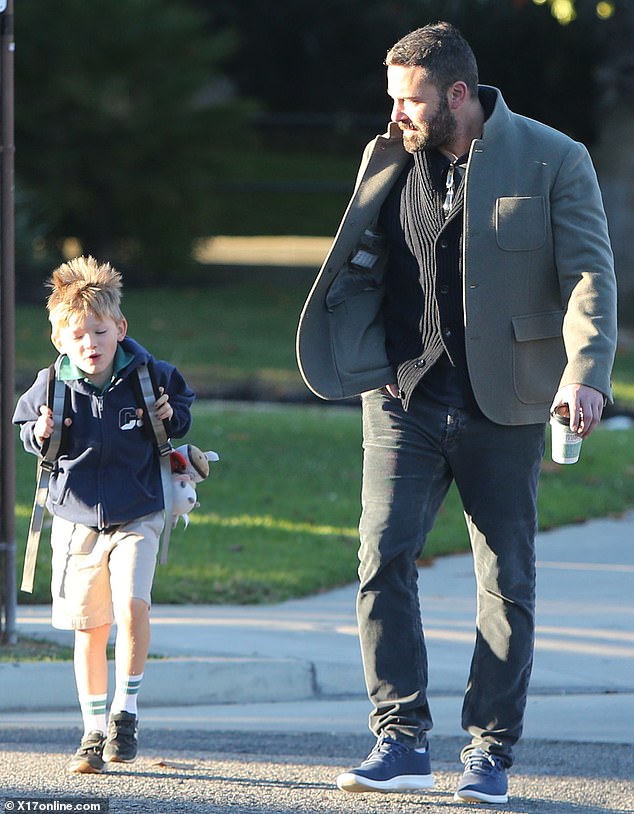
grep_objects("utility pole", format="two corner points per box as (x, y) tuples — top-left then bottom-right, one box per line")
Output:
(0, 0), (16, 645)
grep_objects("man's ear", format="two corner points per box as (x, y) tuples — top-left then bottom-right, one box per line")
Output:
(447, 81), (468, 110)
(117, 317), (128, 341)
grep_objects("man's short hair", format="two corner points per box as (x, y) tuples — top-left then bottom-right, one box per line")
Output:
(385, 21), (479, 96)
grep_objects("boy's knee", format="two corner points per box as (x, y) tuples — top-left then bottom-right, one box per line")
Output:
(114, 596), (149, 626)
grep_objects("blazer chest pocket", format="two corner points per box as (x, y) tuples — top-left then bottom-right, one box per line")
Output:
(496, 196), (546, 251)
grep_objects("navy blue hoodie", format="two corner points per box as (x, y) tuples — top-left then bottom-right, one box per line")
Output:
(13, 337), (194, 529)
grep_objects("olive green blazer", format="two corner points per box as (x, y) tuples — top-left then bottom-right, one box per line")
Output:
(296, 87), (617, 425)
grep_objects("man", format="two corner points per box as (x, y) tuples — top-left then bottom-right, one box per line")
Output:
(296, 21), (617, 805)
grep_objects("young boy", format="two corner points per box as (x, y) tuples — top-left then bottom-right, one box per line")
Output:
(13, 256), (195, 773)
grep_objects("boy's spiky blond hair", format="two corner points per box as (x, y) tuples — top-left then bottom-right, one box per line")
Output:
(46, 256), (125, 332)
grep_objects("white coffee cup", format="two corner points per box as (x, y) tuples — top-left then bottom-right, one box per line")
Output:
(550, 407), (582, 464)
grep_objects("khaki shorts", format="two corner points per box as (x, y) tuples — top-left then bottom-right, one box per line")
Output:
(50, 511), (163, 630)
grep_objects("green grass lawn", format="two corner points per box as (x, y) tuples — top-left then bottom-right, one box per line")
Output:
(0, 635), (73, 661)
(17, 280), (634, 404)
(14, 402), (634, 606)
(15, 281), (310, 399)
(12, 284), (634, 605)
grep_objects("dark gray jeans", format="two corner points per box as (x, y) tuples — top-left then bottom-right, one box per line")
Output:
(358, 388), (545, 766)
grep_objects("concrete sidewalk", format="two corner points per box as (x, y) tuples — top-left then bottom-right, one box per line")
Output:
(3, 511), (633, 744)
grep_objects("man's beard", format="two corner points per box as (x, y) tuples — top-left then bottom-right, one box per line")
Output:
(401, 97), (456, 154)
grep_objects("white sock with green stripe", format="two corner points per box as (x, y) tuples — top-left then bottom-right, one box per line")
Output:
(111, 673), (143, 716)
(79, 693), (107, 735)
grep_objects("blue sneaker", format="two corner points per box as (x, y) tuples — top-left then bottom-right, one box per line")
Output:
(454, 748), (509, 804)
(336, 736), (435, 793)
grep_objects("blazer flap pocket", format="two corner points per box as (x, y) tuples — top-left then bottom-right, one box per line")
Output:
(512, 310), (564, 342)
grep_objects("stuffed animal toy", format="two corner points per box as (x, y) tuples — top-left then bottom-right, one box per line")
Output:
(168, 444), (219, 528)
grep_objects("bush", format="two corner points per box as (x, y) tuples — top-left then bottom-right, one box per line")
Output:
(15, 0), (241, 289)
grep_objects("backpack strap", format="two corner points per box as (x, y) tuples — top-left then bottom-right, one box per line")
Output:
(135, 362), (174, 565)
(21, 365), (67, 593)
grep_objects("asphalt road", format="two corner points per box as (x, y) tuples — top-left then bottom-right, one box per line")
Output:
(1, 729), (633, 814)
(4, 510), (633, 812)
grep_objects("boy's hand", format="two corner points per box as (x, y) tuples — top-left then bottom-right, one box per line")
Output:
(136, 388), (173, 423)
(34, 405), (54, 447)
(155, 387), (173, 422)
(34, 406), (73, 447)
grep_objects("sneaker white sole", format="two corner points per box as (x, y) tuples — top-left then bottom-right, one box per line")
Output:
(454, 789), (509, 804)
(337, 771), (435, 793)
(66, 761), (104, 774)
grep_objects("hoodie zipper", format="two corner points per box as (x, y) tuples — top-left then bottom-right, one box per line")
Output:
(95, 392), (106, 529)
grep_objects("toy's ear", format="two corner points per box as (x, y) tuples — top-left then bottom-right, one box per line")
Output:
(171, 444), (219, 482)
(187, 445), (210, 480)
(187, 446), (220, 480)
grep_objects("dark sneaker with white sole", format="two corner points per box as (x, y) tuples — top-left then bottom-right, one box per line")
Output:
(103, 711), (138, 763)
(454, 748), (509, 804)
(67, 730), (106, 773)
(336, 736), (435, 793)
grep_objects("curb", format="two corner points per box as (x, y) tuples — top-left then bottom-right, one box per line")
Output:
(0, 657), (366, 712)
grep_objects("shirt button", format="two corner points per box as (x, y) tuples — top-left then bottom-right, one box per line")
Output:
(439, 285), (449, 294)
(439, 240), (448, 249)
(444, 329), (453, 338)
(414, 359), (426, 368)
